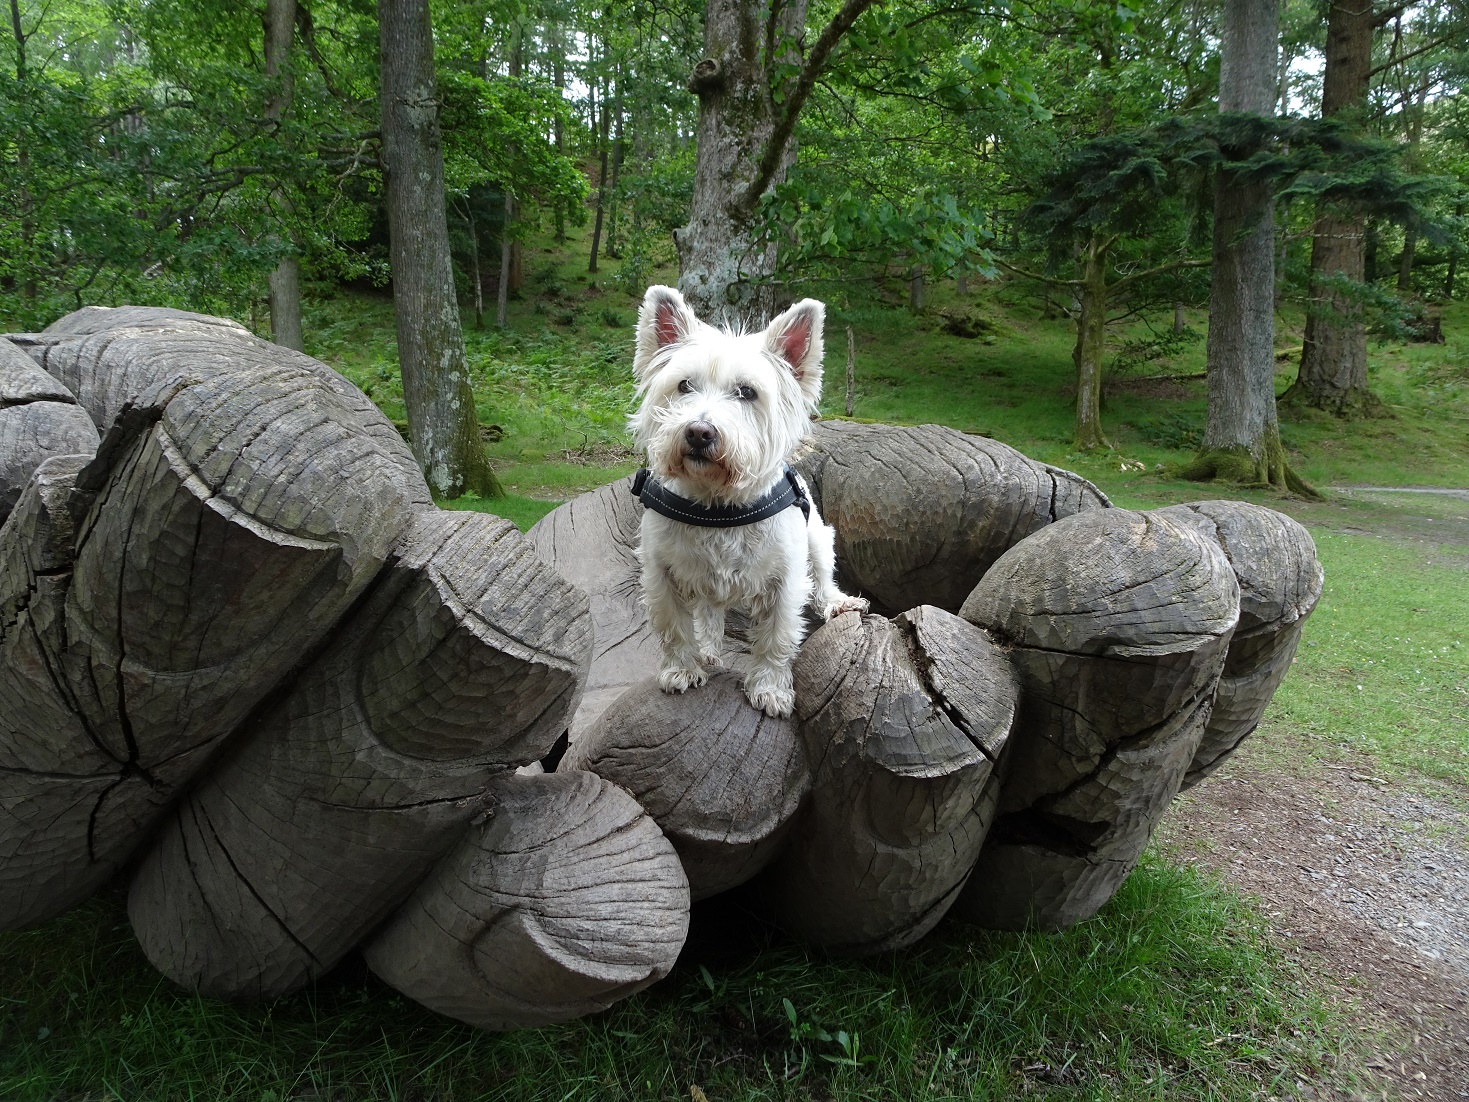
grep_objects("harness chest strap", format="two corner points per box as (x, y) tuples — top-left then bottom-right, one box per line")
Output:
(631, 465), (812, 528)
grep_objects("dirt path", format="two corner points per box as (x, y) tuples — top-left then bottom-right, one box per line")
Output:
(1161, 732), (1469, 1101)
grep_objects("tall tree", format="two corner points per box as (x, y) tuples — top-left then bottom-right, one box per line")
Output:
(676, 0), (877, 318)
(265, 0), (304, 351)
(379, 0), (501, 498)
(1285, 0), (1376, 415)
(1188, 0), (1315, 494)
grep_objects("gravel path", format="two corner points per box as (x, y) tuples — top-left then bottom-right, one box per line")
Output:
(1161, 750), (1469, 1101)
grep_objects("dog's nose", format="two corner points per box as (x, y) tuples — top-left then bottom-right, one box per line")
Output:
(684, 421), (719, 452)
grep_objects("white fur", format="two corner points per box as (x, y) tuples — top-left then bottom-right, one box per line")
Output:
(629, 285), (868, 717)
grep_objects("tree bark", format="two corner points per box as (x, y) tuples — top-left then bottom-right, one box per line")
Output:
(1448, 203), (1463, 298)
(589, 84), (610, 274)
(676, 0), (808, 318)
(1193, 0), (1313, 495)
(1287, 0), (1375, 415)
(676, 0), (876, 319)
(1073, 236), (1109, 451)
(265, 0), (304, 351)
(378, 0), (501, 498)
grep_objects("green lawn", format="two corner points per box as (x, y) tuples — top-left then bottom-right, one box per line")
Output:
(1, 856), (1359, 1101)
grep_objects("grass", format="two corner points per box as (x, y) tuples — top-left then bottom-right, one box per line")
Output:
(5, 221), (1467, 1100)
(1, 857), (1360, 1101)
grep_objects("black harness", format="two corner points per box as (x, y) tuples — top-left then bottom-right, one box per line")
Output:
(631, 464), (811, 528)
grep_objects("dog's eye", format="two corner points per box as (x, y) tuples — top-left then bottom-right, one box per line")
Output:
(677, 379), (693, 394)
(736, 384), (758, 401)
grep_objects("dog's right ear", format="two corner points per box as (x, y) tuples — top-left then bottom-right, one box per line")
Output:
(635, 285), (699, 380)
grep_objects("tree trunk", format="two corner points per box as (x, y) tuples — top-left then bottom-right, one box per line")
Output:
(1191, 0), (1314, 495)
(908, 266), (924, 311)
(10, 0), (36, 304)
(497, 193), (512, 328)
(265, 0), (304, 351)
(378, 0), (501, 498)
(1448, 203), (1463, 299)
(552, 27), (567, 242)
(469, 210), (484, 330)
(605, 74), (625, 258)
(1364, 217), (1379, 283)
(1073, 237), (1109, 451)
(676, 0), (809, 319)
(1287, 0), (1374, 415)
(589, 88), (610, 274)
(1397, 227), (1417, 294)
(1173, 300), (1186, 334)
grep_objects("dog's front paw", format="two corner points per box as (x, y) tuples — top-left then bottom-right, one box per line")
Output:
(743, 668), (795, 717)
(822, 594), (870, 621)
(698, 649), (725, 670)
(659, 664), (707, 694)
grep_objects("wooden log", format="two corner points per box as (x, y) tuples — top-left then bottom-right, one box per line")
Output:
(528, 477), (662, 741)
(364, 770), (689, 1032)
(753, 606), (1016, 953)
(0, 340), (99, 524)
(562, 671), (809, 900)
(0, 352), (417, 930)
(955, 509), (1240, 931)
(128, 510), (592, 1000)
(10, 308), (430, 507)
(0, 455), (113, 928)
(1156, 501), (1323, 786)
(792, 421), (1109, 615)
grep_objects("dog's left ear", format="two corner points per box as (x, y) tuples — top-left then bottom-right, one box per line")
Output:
(763, 298), (825, 406)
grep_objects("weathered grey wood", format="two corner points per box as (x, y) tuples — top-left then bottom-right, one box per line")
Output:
(0, 455), (111, 928)
(753, 606), (1016, 953)
(0, 356), (417, 931)
(956, 509), (1240, 930)
(12, 309), (430, 506)
(562, 671), (809, 900)
(1156, 501), (1323, 786)
(529, 477), (662, 741)
(128, 510), (592, 1000)
(0, 341), (99, 524)
(793, 421), (1109, 615)
(365, 770), (689, 1031)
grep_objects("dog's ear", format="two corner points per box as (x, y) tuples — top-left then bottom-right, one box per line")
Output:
(635, 285), (699, 380)
(763, 298), (825, 405)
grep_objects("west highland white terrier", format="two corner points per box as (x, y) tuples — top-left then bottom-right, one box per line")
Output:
(628, 285), (869, 717)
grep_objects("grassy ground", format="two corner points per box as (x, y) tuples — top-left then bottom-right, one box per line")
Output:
(4, 222), (1467, 1100)
(1, 858), (1357, 1101)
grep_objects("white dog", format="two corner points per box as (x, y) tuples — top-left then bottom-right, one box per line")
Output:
(628, 285), (868, 717)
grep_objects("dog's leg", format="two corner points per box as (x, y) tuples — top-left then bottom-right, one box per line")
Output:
(807, 509), (869, 620)
(694, 603), (726, 668)
(743, 575), (808, 718)
(644, 561), (707, 694)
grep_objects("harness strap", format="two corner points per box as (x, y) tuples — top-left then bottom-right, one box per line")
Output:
(631, 464), (811, 528)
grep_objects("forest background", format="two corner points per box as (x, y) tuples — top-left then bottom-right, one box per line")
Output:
(3, 1), (1469, 1100)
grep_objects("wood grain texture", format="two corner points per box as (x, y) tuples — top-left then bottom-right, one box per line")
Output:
(1156, 501), (1323, 786)
(753, 605), (1016, 953)
(14, 308), (430, 507)
(0, 456), (112, 928)
(528, 476), (660, 741)
(128, 510), (592, 1000)
(0, 347), (418, 930)
(562, 670), (809, 900)
(0, 341), (99, 524)
(792, 421), (1110, 615)
(364, 770), (689, 1031)
(956, 509), (1240, 930)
